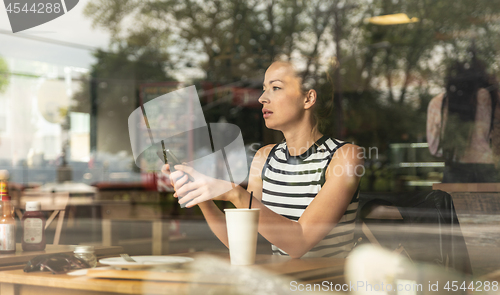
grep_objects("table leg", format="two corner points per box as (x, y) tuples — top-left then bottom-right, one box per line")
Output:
(53, 209), (66, 245)
(152, 220), (167, 255)
(102, 219), (112, 246)
(91, 204), (98, 243)
(0, 283), (17, 295)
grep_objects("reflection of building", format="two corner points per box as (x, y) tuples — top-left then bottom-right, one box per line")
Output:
(200, 81), (280, 144)
(0, 58), (87, 164)
(138, 82), (192, 171)
(200, 82), (261, 108)
(70, 112), (90, 162)
(0, 55), (95, 184)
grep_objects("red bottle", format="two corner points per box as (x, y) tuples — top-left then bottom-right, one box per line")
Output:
(22, 201), (46, 251)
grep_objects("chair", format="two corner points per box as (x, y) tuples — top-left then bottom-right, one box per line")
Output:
(356, 190), (473, 275)
(14, 191), (70, 245)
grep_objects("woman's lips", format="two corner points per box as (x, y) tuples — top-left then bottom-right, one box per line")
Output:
(262, 109), (273, 119)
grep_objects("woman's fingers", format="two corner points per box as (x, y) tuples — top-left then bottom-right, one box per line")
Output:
(161, 164), (178, 186)
(170, 170), (184, 180)
(178, 189), (198, 205)
(173, 174), (189, 190)
(169, 165), (228, 207)
(178, 189), (205, 207)
(174, 165), (197, 178)
(161, 164), (170, 175)
(176, 180), (198, 197)
(185, 192), (211, 208)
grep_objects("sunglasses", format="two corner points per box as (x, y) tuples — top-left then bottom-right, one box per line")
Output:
(24, 253), (90, 274)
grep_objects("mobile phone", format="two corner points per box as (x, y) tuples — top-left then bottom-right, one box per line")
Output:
(156, 143), (182, 169)
(164, 149), (193, 208)
(166, 149), (194, 181)
(164, 149), (181, 171)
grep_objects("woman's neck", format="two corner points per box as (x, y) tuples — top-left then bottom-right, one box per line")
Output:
(282, 126), (323, 156)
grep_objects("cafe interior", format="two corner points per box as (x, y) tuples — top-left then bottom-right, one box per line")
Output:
(0, 0), (499, 294)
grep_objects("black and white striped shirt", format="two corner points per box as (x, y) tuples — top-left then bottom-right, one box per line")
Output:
(261, 135), (359, 258)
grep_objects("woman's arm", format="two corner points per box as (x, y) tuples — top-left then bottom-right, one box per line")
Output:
(492, 91), (500, 163)
(168, 144), (275, 248)
(196, 201), (229, 247)
(427, 93), (444, 156)
(235, 144), (363, 258)
(473, 88), (492, 142)
(173, 143), (363, 258)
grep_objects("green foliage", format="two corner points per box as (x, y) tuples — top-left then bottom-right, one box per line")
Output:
(84, 0), (341, 83)
(0, 57), (9, 93)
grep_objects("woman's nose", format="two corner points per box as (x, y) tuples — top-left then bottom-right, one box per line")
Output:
(258, 91), (269, 104)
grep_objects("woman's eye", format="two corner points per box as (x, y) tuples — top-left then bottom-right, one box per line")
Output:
(273, 86), (281, 91)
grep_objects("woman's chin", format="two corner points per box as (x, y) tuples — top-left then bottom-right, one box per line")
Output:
(265, 121), (278, 130)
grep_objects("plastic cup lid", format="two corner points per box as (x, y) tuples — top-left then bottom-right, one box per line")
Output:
(74, 245), (95, 253)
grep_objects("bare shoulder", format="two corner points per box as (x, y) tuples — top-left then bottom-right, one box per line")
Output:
(248, 144), (276, 179)
(332, 143), (365, 165)
(326, 143), (365, 180)
(254, 144), (276, 160)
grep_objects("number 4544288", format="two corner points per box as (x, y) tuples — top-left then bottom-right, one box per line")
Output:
(443, 281), (498, 292)
(5, 2), (62, 14)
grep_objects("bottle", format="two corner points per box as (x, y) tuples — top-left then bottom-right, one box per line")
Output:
(22, 201), (46, 251)
(0, 170), (16, 254)
(73, 246), (97, 267)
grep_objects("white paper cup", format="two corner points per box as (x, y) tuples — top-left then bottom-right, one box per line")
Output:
(224, 208), (260, 265)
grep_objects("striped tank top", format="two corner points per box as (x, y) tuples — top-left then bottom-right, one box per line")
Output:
(261, 135), (359, 258)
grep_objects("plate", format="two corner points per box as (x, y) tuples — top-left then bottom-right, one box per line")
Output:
(98, 256), (194, 269)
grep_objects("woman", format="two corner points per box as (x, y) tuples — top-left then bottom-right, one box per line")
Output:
(163, 60), (363, 258)
(427, 56), (498, 183)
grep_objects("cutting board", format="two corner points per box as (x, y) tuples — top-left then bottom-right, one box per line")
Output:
(86, 269), (235, 284)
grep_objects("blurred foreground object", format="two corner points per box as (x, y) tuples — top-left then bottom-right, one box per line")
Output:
(0, 170), (16, 254)
(347, 245), (497, 295)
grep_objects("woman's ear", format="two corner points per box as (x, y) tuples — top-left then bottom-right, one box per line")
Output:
(304, 89), (317, 110)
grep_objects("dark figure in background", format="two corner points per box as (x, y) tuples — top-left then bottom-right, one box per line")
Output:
(427, 55), (499, 183)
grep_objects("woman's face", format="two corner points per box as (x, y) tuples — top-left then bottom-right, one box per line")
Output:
(259, 62), (307, 131)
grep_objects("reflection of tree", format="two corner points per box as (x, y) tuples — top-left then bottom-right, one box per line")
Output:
(72, 45), (174, 155)
(84, 0), (337, 84)
(82, 0), (500, 189)
(83, 0), (500, 131)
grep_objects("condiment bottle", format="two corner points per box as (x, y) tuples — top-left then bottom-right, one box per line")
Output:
(0, 170), (16, 254)
(73, 246), (97, 267)
(22, 201), (46, 251)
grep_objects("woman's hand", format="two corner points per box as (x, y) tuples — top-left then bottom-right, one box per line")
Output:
(161, 164), (236, 208)
(160, 164), (186, 195)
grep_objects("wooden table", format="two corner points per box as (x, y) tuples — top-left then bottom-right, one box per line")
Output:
(0, 244), (124, 271)
(432, 183), (500, 214)
(433, 183), (500, 277)
(0, 252), (345, 295)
